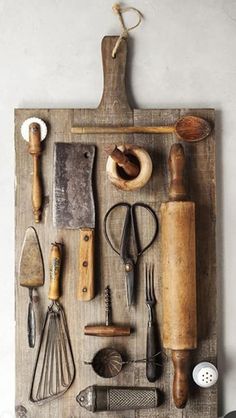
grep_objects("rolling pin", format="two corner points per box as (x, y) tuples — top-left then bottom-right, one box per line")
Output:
(161, 143), (197, 409)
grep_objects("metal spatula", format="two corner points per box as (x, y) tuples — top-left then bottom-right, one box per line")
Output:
(19, 227), (44, 348)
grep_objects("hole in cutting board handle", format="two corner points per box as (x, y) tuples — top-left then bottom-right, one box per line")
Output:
(84, 152), (90, 158)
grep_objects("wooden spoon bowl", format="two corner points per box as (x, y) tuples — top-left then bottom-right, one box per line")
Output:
(175, 115), (211, 142)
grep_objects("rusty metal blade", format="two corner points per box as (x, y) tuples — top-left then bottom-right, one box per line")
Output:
(53, 143), (95, 229)
(19, 227), (44, 288)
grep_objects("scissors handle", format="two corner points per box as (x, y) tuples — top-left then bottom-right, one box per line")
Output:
(103, 202), (158, 258)
(131, 202), (158, 256)
(104, 202), (131, 255)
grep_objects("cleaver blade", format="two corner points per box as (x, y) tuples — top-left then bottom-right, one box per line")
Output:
(53, 143), (96, 301)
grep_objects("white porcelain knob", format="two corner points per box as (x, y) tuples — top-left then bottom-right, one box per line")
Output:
(192, 362), (218, 388)
(21, 117), (47, 141)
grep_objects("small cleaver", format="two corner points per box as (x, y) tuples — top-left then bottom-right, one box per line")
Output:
(53, 143), (96, 301)
(19, 227), (44, 347)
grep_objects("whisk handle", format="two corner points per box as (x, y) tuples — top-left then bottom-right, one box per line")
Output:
(48, 243), (61, 300)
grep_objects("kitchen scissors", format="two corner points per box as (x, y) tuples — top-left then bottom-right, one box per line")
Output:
(104, 202), (158, 306)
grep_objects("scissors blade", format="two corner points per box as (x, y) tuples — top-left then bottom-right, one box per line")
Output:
(125, 262), (135, 307)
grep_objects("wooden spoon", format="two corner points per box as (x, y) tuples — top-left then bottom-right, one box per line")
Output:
(71, 115), (211, 143)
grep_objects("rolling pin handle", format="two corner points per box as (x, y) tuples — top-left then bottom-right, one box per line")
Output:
(172, 349), (190, 409)
(168, 143), (187, 201)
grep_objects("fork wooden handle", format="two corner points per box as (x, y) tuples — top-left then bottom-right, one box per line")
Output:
(146, 322), (158, 382)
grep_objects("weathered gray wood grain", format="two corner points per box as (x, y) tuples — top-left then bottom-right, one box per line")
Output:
(15, 36), (217, 418)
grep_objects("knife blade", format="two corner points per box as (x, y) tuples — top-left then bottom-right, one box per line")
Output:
(53, 143), (96, 301)
(19, 227), (44, 347)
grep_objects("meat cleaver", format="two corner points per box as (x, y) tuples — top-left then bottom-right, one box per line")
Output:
(53, 143), (96, 301)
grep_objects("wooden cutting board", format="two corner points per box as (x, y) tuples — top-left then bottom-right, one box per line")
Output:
(15, 36), (217, 418)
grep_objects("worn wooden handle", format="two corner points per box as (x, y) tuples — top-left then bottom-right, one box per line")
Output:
(168, 143), (187, 201)
(172, 350), (190, 409)
(84, 325), (131, 337)
(48, 243), (61, 301)
(104, 144), (140, 178)
(146, 323), (158, 382)
(78, 228), (95, 301)
(72, 125), (174, 135)
(28, 123), (42, 223)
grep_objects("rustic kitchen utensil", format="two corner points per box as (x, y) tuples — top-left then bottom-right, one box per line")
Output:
(21, 117), (47, 223)
(161, 143), (197, 409)
(71, 115), (211, 142)
(106, 144), (153, 191)
(145, 264), (160, 383)
(19, 226), (44, 348)
(86, 347), (123, 378)
(84, 285), (130, 336)
(104, 144), (140, 178)
(53, 143), (96, 301)
(84, 347), (163, 379)
(30, 243), (75, 404)
(76, 385), (162, 412)
(104, 202), (158, 306)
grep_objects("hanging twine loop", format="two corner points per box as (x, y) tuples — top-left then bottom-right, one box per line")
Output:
(112, 3), (143, 58)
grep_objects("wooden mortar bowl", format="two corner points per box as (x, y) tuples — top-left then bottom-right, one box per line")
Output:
(106, 144), (153, 191)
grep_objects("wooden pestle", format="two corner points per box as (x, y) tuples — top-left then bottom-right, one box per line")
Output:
(161, 143), (197, 409)
(104, 144), (140, 178)
(28, 123), (43, 223)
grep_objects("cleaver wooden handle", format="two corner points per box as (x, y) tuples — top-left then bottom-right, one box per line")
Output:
(78, 228), (95, 301)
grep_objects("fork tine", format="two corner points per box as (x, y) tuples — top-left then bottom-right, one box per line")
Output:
(145, 264), (148, 300)
(150, 264), (155, 300)
(148, 265), (151, 300)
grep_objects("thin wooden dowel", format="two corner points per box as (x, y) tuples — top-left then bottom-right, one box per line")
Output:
(71, 126), (174, 135)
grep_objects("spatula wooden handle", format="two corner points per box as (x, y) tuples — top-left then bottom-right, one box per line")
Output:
(78, 228), (95, 301)
(48, 243), (61, 301)
(28, 123), (42, 223)
(172, 350), (190, 409)
(168, 143), (187, 201)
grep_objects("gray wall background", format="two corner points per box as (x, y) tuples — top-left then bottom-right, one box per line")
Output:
(0, 1), (235, 416)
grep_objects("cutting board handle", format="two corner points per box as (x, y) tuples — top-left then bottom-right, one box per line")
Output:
(98, 36), (131, 112)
